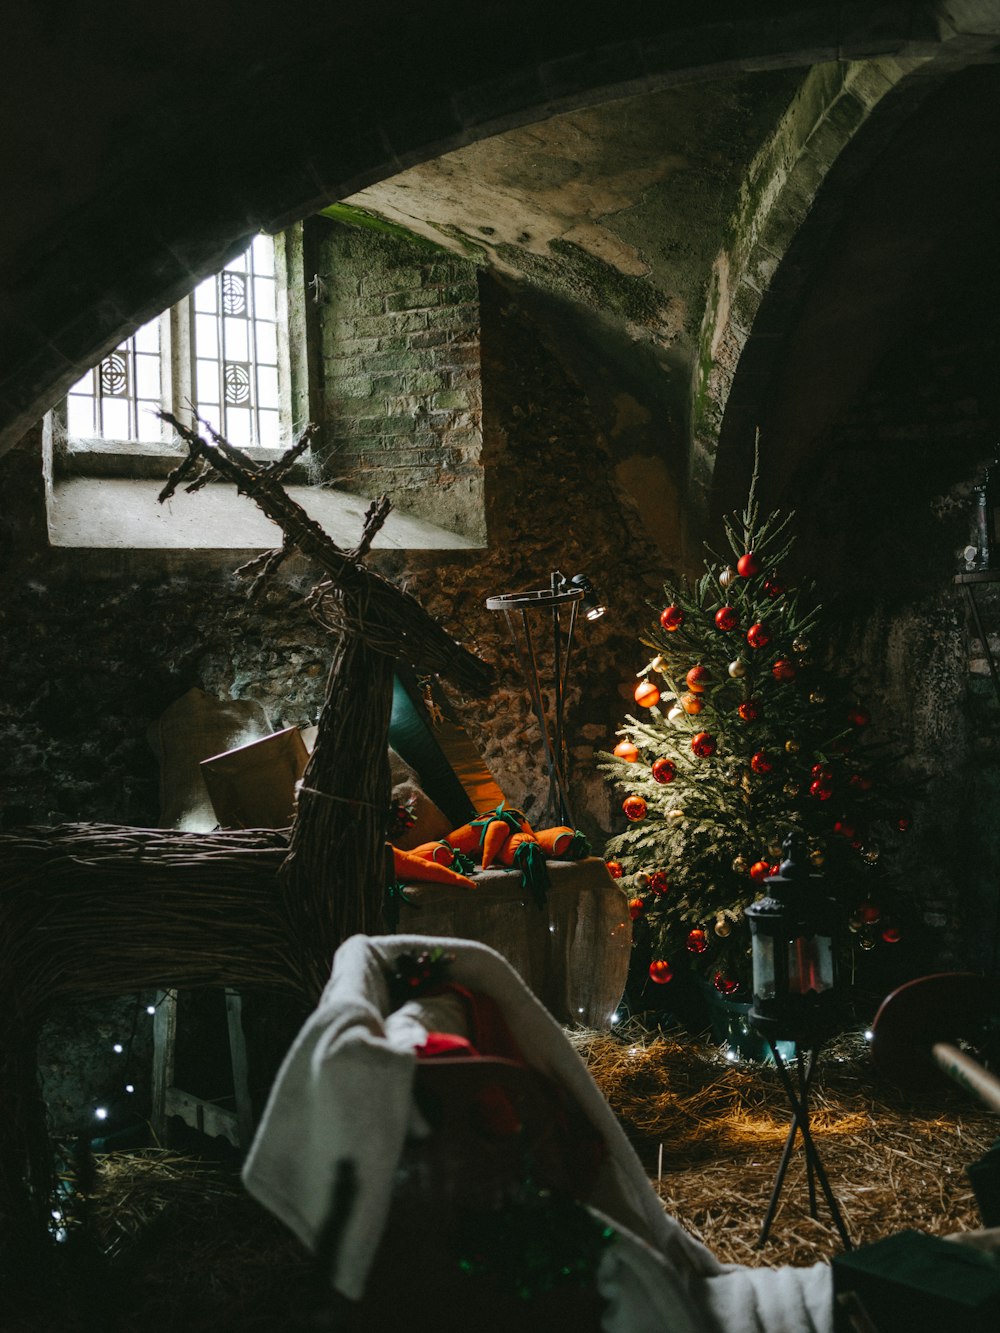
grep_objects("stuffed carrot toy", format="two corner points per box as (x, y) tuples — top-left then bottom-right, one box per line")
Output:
(498, 830), (550, 909)
(481, 818), (514, 868)
(391, 845), (477, 889)
(533, 826), (591, 860)
(446, 803), (530, 862)
(409, 839), (460, 866)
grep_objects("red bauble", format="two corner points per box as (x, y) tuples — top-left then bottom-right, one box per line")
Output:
(750, 751), (773, 775)
(881, 925), (902, 944)
(628, 897), (646, 920)
(833, 819), (856, 839)
(859, 903), (881, 924)
(648, 959), (673, 985)
(622, 795), (647, 821)
(634, 680), (661, 709)
(809, 778), (833, 801)
(746, 622), (770, 650)
(715, 606), (738, 632)
(849, 773), (873, 791)
(771, 658), (796, 683)
(714, 972), (740, 996)
(613, 738), (640, 762)
(660, 605), (684, 631)
(737, 699), (761, 722)
(648, 871), (669, 895)
(763, 577), (785, 599)
(606, 860), (624, 879)
(897, 815), (912, 832)
(686, 664), (709, 693)
(749, 860), (770, 883)
(651, 757), (676, 784)
(686, 927), (709, 954)
(691, 731), (716, 757)
(847, 706), (871, 728)
(736, 553), (760, 578)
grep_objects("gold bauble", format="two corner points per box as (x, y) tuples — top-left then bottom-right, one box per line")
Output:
(862, 845), (880, 865)
(809, 690), (826, 706)
(719, 567), (737, 589)
(732, 855), (749, 875)
(667, 808), (685, 824)
(767, 842), (783, 860)
(792, 638), (810, 654)
(715, 914), (732, 938)
(785, 738), (800, 754)
(809, 848), (825, 868)
(783, 781), (800, 797)
(728, 658), (748, 679)
(858, 929), (876, 952)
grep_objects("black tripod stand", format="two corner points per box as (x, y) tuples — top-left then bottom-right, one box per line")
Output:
(756, 1036), (853, 1251)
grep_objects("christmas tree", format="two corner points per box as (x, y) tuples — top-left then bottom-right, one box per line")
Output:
(599, 452), (913, 1011)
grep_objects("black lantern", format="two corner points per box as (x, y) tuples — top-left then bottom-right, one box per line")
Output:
(746, 831), (839, 1041)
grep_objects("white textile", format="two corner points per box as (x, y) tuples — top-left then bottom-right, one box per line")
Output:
(242, 933), (832, 1332)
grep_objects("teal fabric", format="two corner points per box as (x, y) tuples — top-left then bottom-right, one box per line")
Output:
(388, 672), (476, 828)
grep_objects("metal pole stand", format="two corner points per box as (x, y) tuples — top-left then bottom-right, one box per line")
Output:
(485, 577), (583, 828)
(757, 1038), (853, 1251)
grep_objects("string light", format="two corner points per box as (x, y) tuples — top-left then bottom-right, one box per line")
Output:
(94, 1106), (108, 1120)
(112, 1043), (123, 1054)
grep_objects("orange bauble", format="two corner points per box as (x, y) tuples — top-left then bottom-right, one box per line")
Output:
(613, 739), (639, 762)
(685, 664), (709, 693)
(634, 679), (661, 709)
(606, 860), (624, 879)
(628, 897), (645, 920)
(622, 795), (647, 821)
(681, 692), (704, 715)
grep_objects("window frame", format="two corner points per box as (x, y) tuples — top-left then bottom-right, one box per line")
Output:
(50, 224), (314, 482)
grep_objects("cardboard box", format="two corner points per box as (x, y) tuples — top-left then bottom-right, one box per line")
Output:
(200, 726), (309, 829)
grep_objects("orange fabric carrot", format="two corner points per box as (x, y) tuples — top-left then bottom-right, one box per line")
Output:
(534, 826), (591, 859)
(497, 830), (538, 866)
(481, 819), (513, 869)
(409, 840), (457, 866)
(392, 845), (476, 889)
(445, 819), (491, 855)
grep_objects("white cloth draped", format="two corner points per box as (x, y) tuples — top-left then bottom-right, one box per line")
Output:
(242, 933), (831, 1332)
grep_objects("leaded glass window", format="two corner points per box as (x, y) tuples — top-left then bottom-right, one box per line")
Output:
(192, 235), (280, 449)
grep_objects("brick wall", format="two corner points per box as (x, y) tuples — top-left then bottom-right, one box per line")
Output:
(318, 222), (485, 542)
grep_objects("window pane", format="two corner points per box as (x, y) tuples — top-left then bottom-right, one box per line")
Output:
(256, 409), (280, 449)
(223, 317), (248, 362)
(194, 312), (218, 359)
(253, 276), (275, 322)
(67, 395), (94, 437)
(196, 359), (220, 406)
(136, 407), (162, 442)
(254, 321), (277, 365)
(251, 234), (274, 276)
(226, 407), (252, 447)
(135, 352), (160, 399)
(256, 364), (279, 410)
(102, 398), (130, 441)
(194, 278), (217, 314)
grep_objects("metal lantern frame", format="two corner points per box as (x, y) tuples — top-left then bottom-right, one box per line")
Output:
(745, 834), (851, 1251)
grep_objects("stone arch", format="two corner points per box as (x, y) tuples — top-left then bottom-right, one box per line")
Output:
(0, 2), (993, 455)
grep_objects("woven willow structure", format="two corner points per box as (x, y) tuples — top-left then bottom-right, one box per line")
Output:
(0, 417), (494, 1269)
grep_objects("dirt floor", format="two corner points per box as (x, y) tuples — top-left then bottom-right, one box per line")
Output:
(7, 1027), (998, 1330)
